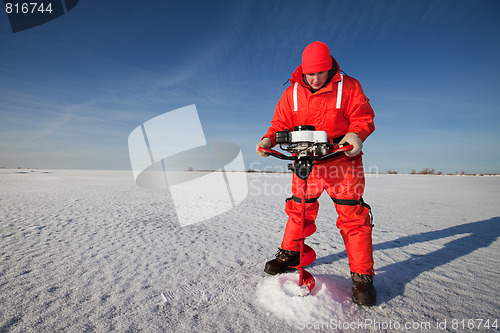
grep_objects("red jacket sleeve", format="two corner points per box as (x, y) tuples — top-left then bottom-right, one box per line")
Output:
(344, 78), (375, 142)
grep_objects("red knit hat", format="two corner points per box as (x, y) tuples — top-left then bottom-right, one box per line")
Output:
(301, 41), (332, 74)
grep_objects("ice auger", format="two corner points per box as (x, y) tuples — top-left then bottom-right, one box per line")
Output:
(259, 125), (353, 292)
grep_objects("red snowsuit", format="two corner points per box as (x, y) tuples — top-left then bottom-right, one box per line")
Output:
(263, 57), (375, 276)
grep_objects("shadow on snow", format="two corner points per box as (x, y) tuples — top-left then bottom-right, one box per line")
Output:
(314, 217), (500, 303)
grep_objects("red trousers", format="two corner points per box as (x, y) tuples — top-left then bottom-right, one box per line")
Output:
(281, 155), (374, 276)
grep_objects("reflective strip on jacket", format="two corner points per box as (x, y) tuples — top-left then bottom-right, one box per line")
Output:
(264, 56), (375, 147)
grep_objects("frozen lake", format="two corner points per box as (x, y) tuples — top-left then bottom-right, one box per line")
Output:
(1, 169), (499, 332)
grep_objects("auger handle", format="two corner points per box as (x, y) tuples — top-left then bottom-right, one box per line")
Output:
(258, 144), (354, 161)
(258, 147), (294, 160)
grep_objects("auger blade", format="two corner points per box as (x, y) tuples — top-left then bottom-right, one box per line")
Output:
(303, 223), (317, 238)
(301, 244), (316, 267)
(302, 269), (316, 291)
(291, 244), (316, 268)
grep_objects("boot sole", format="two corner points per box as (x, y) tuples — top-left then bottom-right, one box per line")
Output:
(352, 297), (376, 306)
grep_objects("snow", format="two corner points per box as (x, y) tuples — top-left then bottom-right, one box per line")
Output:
(0, 169), (499, 332)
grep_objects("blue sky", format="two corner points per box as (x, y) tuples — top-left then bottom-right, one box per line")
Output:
(1, 0), (499, 173)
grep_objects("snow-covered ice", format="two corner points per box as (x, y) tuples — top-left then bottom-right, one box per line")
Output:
(0, 169), (499, 332)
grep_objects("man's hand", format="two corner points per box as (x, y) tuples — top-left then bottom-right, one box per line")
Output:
(339, 132), (363, 157)
(256, 137), (272, 157)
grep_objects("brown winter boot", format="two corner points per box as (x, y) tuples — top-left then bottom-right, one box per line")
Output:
(264, 248), (300, 275)
(351, 272), (376, 306)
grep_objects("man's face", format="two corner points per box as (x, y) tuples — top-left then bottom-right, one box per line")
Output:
(305, 71), (329, 90)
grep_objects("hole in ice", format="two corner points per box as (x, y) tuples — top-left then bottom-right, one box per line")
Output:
(256, 273), (356, 324)
(281, 279), (311, 297)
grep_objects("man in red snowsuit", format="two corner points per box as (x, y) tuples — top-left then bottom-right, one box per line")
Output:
(256, 41), (376, 306)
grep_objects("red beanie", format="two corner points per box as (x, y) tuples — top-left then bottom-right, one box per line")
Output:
(301, 41), (332, 74)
